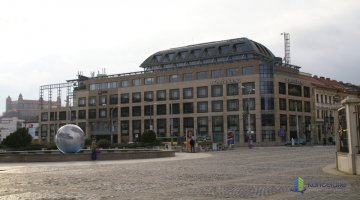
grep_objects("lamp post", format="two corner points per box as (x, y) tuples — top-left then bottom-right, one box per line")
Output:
(170, 103), (173, 146)
(109, 107), (117, 145)
(242, 86), (255, 148)
(295, 101), (300, 145)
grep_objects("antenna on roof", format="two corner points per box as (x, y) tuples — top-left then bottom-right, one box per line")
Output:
(281, 32), (291, 64)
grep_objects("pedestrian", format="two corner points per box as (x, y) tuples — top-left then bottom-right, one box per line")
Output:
(91, 138), (97, 161)
(190, 137), (195, 153)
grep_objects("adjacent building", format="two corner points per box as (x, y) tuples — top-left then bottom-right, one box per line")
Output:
(0, 117), (25, 142)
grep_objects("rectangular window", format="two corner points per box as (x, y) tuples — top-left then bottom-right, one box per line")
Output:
(78, 97), (86, 107)
(279, 82), (286, 94)
(280, 114), (287, 127)
(109, 94), (118, 105)
(121, 80), (130, 87)
(242, 66), (254, 75)
(59, 111), (66, 120)
(132, 120), (141, 140)
(243, 98), (255, 110)
(169, 74), (180, 82)
(157, 119), (167, 137)
(157, 76), (167, 84)
(109, 107), (118, 118)
(170, 89), (180, 100)
(132, 79), (141, 86)
(183, 73), (192, 81)
(289, 100), (302, 112)
(197, 117), (209, 136)
(144, 77), (154, 85)
(260, 81), (274, 94)
(212, 116), (223, 132)
(41, 112), (48, 121)
(88, 109), (96, 119)
(288, 84), (302, 97)
(228, 115), (239, 132)
(121, 107), (129, 117)
(121, 93), (129, 104)
(132, 106), (141, 116)
(88, 96), (96, 106)
(259, 64), (273, 78)
(211, 85), (223, 97)
(196, 71), (208, 80)
(262, 114), (275, 126)
(279, 98), (287, 110)
(78, 110), (86, 119)
(99, 95), (107, 105)
(99, 108), (107, 118)
(132, 92), (141, 103)
(303, 86), (310, 98)
(212, 100), (223, 112)
(197, 101), (208, 113)
(157, 104), (166, 115)
(304, 101), (311, 112)
(144, 105), (154, 116)
(262, 130), (275, 142)
(197, 86), (208, 98)
(242, 82), (255, 94)
(227, 99), (239, 111)
(121, 120), (129, 135)
(170, 103), (180, 114)
(183, 102), (194, 114)
(156, 90), (166, 101)
(211, 70), (222, 78)
(183, 117), (194, 130)
(227, 83), (239, 96)
(183, 88), (193, 99)
(144, 91), (154, 102)
(227, 68), (238, 77)
(261, 97), (274, 110)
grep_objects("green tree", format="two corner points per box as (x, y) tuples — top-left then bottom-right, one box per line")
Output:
(140, 129), (158, 144)
(97, 139), (111, 149)
(2, 128), (33, 149)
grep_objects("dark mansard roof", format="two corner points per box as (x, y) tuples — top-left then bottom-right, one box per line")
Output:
(140, 37), (281, 70)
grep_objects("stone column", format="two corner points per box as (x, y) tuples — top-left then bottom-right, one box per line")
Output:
(342, 96), (360, 174)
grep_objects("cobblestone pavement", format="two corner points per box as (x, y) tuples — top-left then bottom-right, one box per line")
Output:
(0, 146), (359, 200)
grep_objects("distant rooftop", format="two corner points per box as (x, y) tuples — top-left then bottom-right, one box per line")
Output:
(140, 37), (282, 71)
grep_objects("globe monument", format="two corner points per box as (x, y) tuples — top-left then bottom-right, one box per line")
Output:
(55, 124), (85, 153)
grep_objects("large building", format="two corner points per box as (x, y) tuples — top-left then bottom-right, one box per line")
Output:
(3, 94), (57, 122)
(38, 37), (360, 146)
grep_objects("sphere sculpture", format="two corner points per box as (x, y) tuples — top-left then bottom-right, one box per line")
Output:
(55, 124), (85, 153)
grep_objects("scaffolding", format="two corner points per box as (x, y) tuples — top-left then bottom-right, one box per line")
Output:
(39, 81), (77, 110)
(281, 32), (291, 64)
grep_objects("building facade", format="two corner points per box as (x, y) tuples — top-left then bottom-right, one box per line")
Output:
(3, 94), (56, 122)
(38, 37), (359, 146)
(0, 117), (25, 142)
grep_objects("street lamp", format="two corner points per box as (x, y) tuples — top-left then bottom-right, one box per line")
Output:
(109, 107), (118, 145)
(295, 101), (300, 145)
(242, 86), (255, 148)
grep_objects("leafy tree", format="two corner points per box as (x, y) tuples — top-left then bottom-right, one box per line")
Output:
(140, 129), (158, 144)
(97, 139), (111, 149)
(2, 128), (33, 149)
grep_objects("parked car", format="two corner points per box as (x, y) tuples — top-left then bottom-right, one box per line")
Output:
(284, 138), (306, 145)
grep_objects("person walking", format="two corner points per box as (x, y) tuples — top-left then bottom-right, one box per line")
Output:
(190, 136), (195, 153)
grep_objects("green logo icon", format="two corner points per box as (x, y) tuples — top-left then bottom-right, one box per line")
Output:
(290, 176), (306, 194)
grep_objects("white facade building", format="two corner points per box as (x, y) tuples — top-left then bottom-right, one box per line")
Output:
(0, 117), (25, 142)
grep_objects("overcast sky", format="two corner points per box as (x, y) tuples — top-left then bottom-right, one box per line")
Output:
(1, 0), (360, 114)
